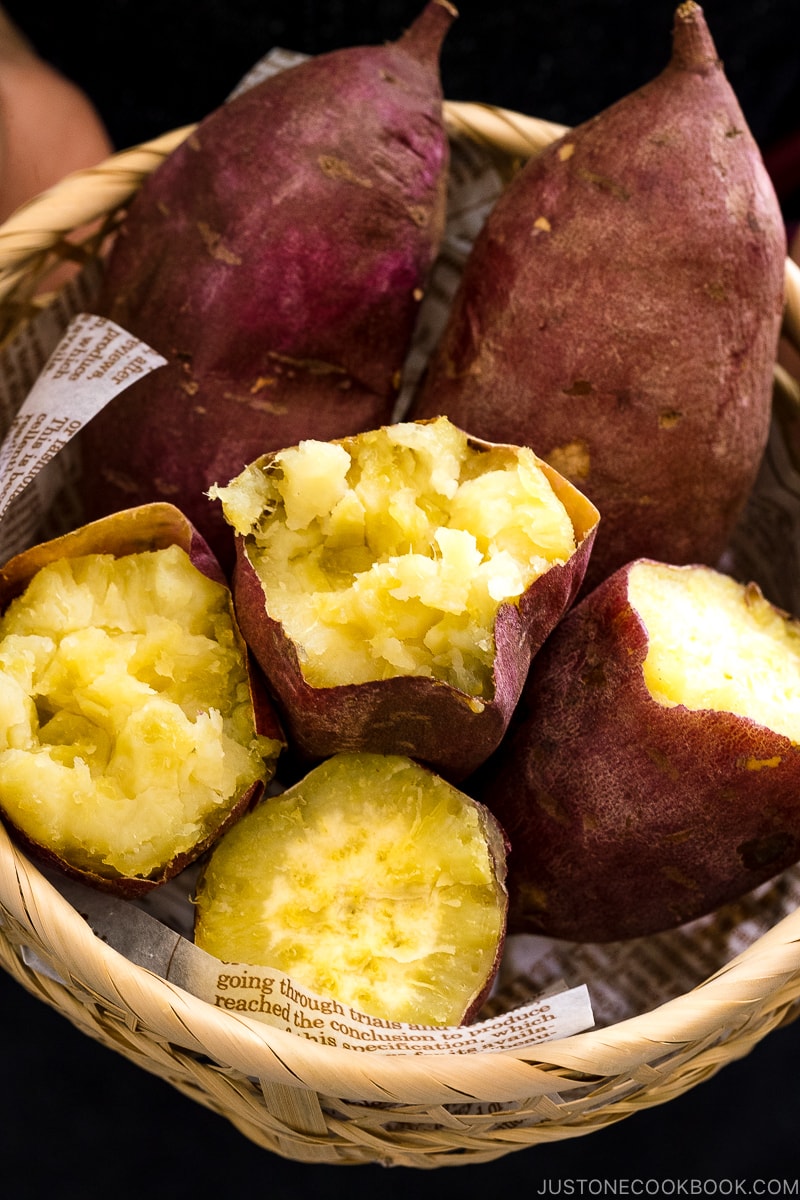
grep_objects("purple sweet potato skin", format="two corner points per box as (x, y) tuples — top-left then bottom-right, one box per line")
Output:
(478, 561), (800, 942)
(79, 2), (454, 567)
(228, 437), (599, 782)
(409, 3), (787, 592)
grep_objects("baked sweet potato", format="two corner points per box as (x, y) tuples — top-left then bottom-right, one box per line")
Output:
(0, 504), (285, 894)
(409, 2), (786, 591)
(194, 751), (509, 1026)
(480, 559), (800, 941)
(79, 2), (455, 568)
(210, 416), (598, 780)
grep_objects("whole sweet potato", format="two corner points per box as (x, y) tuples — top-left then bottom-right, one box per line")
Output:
(479, 559), (800, 941)
(409, 2), (786, 591)
(79, 2), (455, 567)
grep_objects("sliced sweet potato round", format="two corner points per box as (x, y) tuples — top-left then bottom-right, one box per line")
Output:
(194, 751), (508, 1026)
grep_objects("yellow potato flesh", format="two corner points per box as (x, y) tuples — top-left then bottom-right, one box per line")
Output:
(212, 418), (576, 696)
(0, 545), (276, 880)
(194, 753), (506, 1025)
(630, 561), (800, 742)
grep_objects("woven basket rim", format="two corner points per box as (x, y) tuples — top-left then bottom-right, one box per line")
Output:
(3, 806), (800, 1105)
(1, 100), (800, 1109)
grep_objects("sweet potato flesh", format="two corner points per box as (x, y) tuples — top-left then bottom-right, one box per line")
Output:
(194, 753), (507, 1025)
(0, 546), (276, 880)
(213, 418), (576, 695)
(630, 562), (800, 741)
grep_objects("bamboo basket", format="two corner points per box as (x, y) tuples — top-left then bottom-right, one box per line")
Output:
(2, 100), (800, 1171)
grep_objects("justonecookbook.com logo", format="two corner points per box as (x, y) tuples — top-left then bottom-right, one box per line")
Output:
(533, 1182), (800, 1196)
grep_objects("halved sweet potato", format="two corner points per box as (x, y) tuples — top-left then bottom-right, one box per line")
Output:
(194, 751), (509, 1026)
(210, 416), (599, 779)
(0, 503), (285, 894)
(480, 559), (800, 941)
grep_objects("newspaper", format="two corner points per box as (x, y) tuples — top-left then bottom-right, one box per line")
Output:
(23, 867), (593, 1054)
(2, 52), (800, 1054)
(0, 310), (167, 562)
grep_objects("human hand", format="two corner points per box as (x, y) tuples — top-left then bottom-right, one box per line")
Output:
(0, 7), (112, 223)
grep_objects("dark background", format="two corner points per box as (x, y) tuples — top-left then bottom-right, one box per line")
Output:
(2, 0), (800, 1192)
(3, 0), (800, 219)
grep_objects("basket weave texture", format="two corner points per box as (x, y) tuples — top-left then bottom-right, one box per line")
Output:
(1, 101), (800, 1170)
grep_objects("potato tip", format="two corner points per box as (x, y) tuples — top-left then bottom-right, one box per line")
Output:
(671, 3), (722, 73)
(399, 0), (458, 67)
